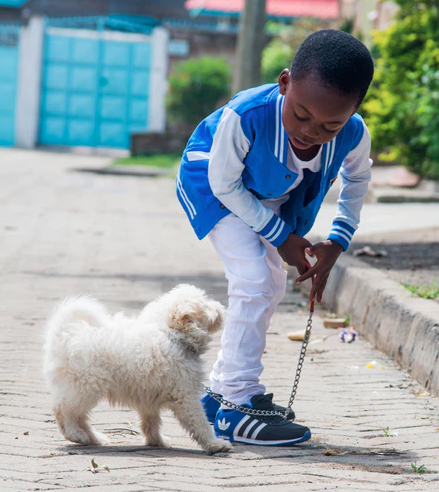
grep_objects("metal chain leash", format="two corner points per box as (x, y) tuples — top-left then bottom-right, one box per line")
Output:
(204, 288), (315, 421)
(284, 308), (313, 417)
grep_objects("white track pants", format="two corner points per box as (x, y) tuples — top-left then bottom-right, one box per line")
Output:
(208, 214), (287, 405)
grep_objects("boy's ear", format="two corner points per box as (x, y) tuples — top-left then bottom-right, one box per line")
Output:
(278, 69), (290, 95)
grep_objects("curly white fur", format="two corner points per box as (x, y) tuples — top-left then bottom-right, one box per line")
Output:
(43, 284), (231, 455)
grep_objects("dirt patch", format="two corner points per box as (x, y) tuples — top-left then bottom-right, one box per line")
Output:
(348, 227), (439, 304)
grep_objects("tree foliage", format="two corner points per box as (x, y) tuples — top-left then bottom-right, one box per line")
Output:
(362, 1), (439, 178)
(261, 19), (332, 84)
(166, 56), (231, 128)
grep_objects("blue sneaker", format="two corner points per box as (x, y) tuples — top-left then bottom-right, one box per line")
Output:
(213, 394), (311, 446)
(201, 390), (295, 423)
(201, 392), (221, 423)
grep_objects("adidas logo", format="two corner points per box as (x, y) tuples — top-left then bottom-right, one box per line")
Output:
(217, 418), (230, 431)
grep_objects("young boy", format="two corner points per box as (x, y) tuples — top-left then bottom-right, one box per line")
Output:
(176, 29), (374, 446)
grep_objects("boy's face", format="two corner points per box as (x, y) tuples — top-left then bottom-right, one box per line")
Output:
(278, 69), (359, 151)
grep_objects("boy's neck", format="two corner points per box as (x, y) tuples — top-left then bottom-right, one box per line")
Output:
(289, 141), (321, 161)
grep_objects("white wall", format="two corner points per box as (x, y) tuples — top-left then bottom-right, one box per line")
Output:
(15, 16), (44, 149)
(149, 27), (169, 133)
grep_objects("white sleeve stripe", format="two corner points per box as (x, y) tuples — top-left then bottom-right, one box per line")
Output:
(177, 177), (196, 218)
(187, 151), (210, 161)
(251, 423), (267, 440)
(331, 225), (353, 239)
(330, 230), (351, 243)
(264, 217), (281, 240)
(267, 221), (285, 243)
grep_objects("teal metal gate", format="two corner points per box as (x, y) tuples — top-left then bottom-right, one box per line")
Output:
(39, 17), (153, 149)
(0, 23), (20, 146)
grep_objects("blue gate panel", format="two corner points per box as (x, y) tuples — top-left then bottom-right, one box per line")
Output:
(100, 96), (125, 120)
(44, 65), (69, 90)
(98, 122), (127, 148)
(40, 34), (100, 146)
(131, 72), (150, 97)
(41, 93), (67, 114)
(40, 31), (152, 149)
(133, 43), (152, 68)
(46, 35), (70, 62)
(129, 100), (149, 124)
(101, 68), (129, 94)
(68, 120), (95, 146)
(40, 117), (65, 142)
(103, 41), (130, 67)
(0, 41), (19, 146)
(71, 67), (98, 91)
(72, 38), (99, 64)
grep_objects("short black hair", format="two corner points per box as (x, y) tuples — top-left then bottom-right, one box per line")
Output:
(290, 29), (374, 106)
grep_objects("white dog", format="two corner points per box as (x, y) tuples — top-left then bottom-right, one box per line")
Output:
(43, 284), (232, 455)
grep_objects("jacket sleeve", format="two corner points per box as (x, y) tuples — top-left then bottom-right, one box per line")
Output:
(327, 120), (372, 251)
(207, 107), (291, 246)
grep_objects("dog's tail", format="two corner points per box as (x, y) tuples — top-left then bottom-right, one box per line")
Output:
(46, 296), (110, 333)
(44, 296), (110, 356)
(44, 296), (110, 383)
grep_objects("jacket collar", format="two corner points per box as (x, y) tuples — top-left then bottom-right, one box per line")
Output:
(268, 85), (337, 176)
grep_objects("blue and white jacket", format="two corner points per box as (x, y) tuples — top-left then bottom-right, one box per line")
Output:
(176, 84), (372, 251)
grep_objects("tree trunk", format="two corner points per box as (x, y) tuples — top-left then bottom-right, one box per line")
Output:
(232, 0), (267, 95)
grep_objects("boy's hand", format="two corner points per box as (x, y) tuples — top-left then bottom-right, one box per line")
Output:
(296, 240), (344, 303)
(277, 234), (313, 275)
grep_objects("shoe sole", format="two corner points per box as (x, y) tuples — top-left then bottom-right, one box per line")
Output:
(215, 430), (311, 446)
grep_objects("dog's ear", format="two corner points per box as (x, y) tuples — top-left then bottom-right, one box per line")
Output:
(206, 301), (225, 334)
(167, 300), (205, 335)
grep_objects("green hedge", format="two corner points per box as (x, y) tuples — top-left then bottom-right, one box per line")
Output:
(166, 56), (231, 127)
(362, 1), (439, 178)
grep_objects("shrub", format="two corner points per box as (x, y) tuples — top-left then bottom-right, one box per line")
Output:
(261, 37), (294, 83)
(261, 19), (333, 84)
(362, 1), (439, 178)
(166, 56), (231, 128)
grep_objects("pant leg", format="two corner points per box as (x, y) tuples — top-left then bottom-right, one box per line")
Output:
(208, 214), (287, 405)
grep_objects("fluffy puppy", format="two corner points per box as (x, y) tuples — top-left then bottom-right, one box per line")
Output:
(43, 284), (231, 455)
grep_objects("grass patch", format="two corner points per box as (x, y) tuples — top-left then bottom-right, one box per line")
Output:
(402, 280), (439, 300)
(113, 154), (181, 169)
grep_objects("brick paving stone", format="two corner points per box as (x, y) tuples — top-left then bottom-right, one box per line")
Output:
(0, 148), (438, 492)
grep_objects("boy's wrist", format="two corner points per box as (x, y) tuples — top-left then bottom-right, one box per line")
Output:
(257, 215), (291, 247)
(327, 239), (344, 253)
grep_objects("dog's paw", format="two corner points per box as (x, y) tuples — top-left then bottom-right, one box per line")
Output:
(205, 439), (233, 455)
(147, 435), (171, 448)
(92, 431), (109, 445)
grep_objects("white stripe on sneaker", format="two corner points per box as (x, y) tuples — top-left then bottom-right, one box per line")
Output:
(233, 415), (251, 437)
(242, 420), (259, 438)
(250, 422), (267, 440)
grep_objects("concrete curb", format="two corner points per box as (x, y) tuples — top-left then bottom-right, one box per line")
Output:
(323, 255), (439, 396)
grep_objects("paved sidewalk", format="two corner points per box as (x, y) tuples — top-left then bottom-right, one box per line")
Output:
(0, 149), (438, 492)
